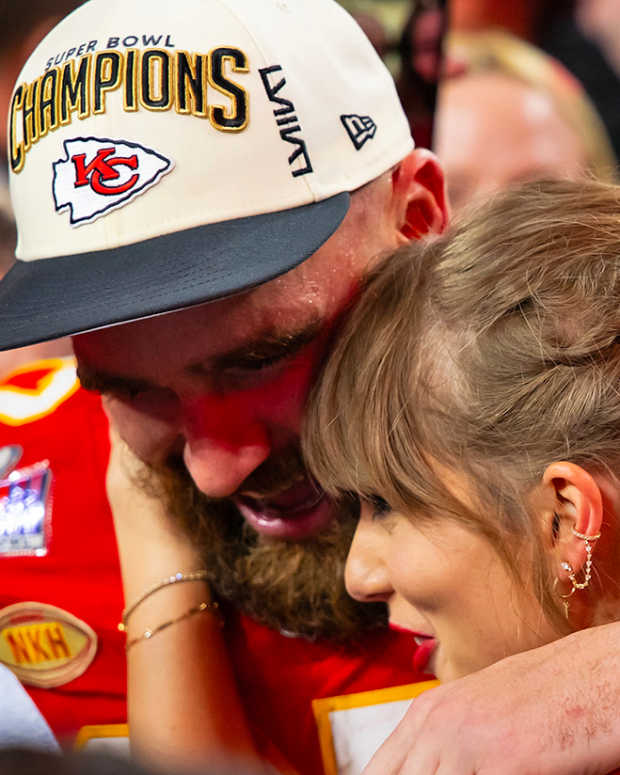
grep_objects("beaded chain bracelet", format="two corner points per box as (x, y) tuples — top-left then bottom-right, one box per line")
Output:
(124, 601), (221, 652)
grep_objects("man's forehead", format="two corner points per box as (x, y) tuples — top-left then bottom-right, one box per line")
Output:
(73, 283), (324, 368)
(71, 225), (369, 379)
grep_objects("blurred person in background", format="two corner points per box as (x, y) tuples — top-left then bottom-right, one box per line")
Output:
(435, 29), (617, 211)
(447, 0), (620, 165)
(345, 0), (448, 149)
(576, 0), (620, 77)
(397, 0), (448, 148)
(543, 0), (620, 160)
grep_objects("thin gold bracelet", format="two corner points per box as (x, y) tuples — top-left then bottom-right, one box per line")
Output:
(124, 600), (221, 651)
(119, 570), (209, 631)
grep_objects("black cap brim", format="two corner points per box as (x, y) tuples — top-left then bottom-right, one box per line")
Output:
(0, 192), (350, 350)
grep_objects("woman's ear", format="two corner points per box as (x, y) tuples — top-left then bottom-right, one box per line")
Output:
(391, 149), (448, 242)
(541, 461), (603, 583)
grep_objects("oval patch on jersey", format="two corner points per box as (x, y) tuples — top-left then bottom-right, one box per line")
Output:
(0, 602), (97, 688)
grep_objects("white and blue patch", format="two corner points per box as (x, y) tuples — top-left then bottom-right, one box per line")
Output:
(0, 461), (52, 557)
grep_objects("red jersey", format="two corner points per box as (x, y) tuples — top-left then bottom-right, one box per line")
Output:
(0, 358), (425, 773)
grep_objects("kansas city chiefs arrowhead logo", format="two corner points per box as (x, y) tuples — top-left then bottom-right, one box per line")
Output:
(53, 137), (173, 226)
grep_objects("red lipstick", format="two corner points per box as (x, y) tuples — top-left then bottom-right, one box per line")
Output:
(389, 623), (437, 674)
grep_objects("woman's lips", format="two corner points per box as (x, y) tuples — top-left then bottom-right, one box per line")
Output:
(233, 479), (334, 540)
(389, 623), (437, 674)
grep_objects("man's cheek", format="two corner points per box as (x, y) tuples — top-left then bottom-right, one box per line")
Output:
(103, 396), (180, 464)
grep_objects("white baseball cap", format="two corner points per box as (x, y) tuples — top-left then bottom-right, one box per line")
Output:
(0, 0), (413, 349)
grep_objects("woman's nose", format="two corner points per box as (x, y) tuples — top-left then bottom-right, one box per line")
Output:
(345, 517), (393, 603)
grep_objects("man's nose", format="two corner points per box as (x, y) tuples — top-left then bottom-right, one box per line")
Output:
(181, 397), (271, 498)
(345, 519), (393, 603)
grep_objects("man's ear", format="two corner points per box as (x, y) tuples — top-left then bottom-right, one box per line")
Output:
(391, 148), (448, 242)
(541, 461), (603, 582)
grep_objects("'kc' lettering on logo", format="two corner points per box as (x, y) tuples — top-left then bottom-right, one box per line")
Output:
(72, 148), (139, 195)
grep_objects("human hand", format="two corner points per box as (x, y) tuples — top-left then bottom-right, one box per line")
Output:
(363, 624), (620, 774)
(105, 416), (263, 768)
(105, 418), (202, 594)
(106, 419), (166, 531)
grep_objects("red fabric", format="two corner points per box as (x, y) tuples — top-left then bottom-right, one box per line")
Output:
(0, 362), (423, 772)
(226, 605), (422, 774)
(0, 365), (126, 741)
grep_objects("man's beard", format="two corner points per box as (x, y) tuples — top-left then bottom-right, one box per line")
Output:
(141, 449), (387, 641)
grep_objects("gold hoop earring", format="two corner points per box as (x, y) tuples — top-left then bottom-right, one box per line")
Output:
(553, 568), (575, 619)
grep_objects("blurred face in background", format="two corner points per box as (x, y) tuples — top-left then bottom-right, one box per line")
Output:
(434, 70), (588, 211)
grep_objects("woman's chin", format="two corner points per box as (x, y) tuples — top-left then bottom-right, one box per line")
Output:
(436, 651), (498, 683)
(432, 651), (475, 683)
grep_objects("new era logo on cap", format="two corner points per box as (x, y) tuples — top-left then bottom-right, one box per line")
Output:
(340, 114), (377, 150)
(52, 137), (173, 226)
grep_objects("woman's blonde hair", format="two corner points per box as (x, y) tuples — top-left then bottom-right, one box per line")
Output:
(304, 178), (620, 632)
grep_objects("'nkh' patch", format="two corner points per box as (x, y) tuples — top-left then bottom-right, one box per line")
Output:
(0, 602), (97, 689)
(53, 137), (173, 226)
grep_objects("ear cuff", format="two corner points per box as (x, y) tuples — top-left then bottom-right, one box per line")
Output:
(554, 525), (600, 618)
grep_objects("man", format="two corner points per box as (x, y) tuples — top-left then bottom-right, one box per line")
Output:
(0, 0), (445, 770)
(434, 30), (616, 212)
(3, 1), (619, 775)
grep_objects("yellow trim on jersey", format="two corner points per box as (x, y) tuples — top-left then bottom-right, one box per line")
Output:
(312, 680), (440, 775)
(0, 357), (80, 426)
(74, 723), (129, 750)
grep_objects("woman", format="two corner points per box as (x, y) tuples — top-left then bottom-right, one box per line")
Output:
(304, 178), (620, 724)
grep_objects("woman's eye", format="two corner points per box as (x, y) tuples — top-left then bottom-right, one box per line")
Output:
(368, 495), (392, 519)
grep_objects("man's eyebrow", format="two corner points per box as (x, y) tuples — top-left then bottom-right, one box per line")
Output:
(76, 320), (323, 392)
(205, 319), (323, 372)
(76, 363), (155, 395)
